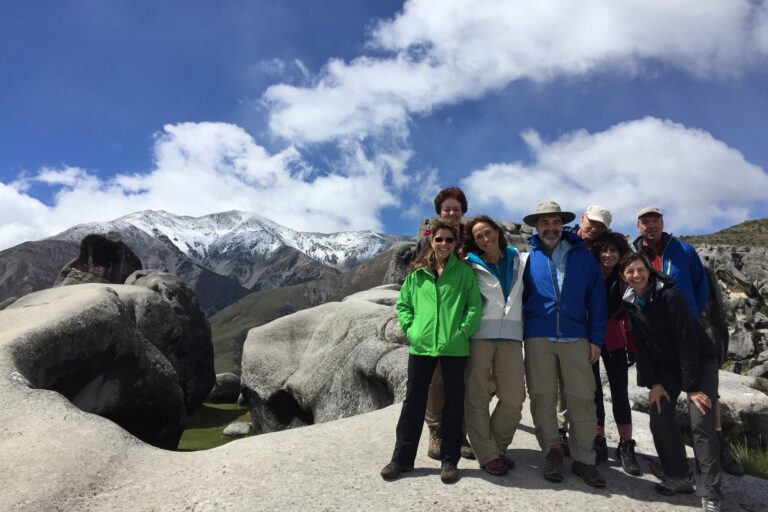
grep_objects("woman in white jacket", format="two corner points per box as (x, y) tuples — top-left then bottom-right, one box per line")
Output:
(463, 215), (527, 476)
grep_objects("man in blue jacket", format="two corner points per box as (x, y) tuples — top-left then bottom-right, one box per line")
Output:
(523, 201), (608, 488)
(633, 206), (744, 477)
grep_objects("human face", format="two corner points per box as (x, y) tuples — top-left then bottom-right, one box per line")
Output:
(638, 214), (663, 245)
(431, 228), (457, 262)
(535, 214), (563, 250)
(578, 213), (607, 241)
(439, 198), (463, 227)
(622, 259), (650, 295)
(599, 246), (620, 272)
(471, 222), (500, 257)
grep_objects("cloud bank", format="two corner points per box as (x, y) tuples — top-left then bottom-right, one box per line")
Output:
(265, 0), (768, 143)
(461, 117), (768, 233)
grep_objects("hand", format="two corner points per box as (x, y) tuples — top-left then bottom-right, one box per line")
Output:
(589, 344), (601, 364)
(648, 384), (671, 414)
(687, 391), (713, 416)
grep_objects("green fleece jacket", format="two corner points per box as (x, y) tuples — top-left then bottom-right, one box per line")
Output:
(397, 253), (482, 357)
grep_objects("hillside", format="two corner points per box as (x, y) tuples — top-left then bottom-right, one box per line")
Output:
(209, 245), (399, 373)
(682, 217), (768, 247)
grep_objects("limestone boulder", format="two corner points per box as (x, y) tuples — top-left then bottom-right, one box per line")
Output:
(53, 233), (142, 287)
(240, 285), (408, 434)
(125, 270), (215, 410)
(207, 372), (241, 403)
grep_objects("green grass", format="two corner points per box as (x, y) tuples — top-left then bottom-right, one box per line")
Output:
(682, 217), (768, 247)
(177, 402), (250, 451)
(730, 438), (768, 479)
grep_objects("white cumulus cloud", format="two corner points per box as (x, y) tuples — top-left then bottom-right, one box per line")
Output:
(461, 117), (768, 234)
(265, 0), (768, 144)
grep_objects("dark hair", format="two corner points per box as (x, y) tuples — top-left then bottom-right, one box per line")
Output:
(619, 251), (651, 274)
(464, 215), (508, 255)
(434, 187), (468, 215)
(410, 219), (459, 275)
(590, 232), (631, 262)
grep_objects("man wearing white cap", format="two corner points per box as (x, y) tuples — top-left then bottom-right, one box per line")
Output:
(522, 200), (608, 488)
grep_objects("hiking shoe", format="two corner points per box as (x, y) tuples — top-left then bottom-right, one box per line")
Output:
(501, 454), (515, 471)
(559, 429), (571, 457)
(543, 447), (564, 483)
(380, 462), (413, 481)
(571, 461), (607, 488)
(616, 439), (642, 476)
(654, 477), (694, 496)
(702, 497), (722, 512)
(461, 436), (475, 460)
(593, 436), (608, 463)
(481, 456), (508, 476)
(427, 426), (442, 460)
(720, 440), (745, 477)
(440, 460), (460, 484)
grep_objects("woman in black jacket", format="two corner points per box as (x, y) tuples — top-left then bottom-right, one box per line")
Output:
(620, 252), (722, 512)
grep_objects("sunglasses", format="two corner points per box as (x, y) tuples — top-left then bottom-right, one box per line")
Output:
(434, 237), (456, 244)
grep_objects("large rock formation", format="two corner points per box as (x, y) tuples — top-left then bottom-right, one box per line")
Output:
(53, 233), (143, 287)
(240, 285), (408, 434)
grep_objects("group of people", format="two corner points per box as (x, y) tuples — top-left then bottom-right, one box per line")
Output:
(380, 187), (737, 512)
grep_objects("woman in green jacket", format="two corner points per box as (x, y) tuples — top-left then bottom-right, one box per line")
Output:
(381, 219), (482, 484)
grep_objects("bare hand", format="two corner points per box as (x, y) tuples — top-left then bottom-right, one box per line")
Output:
(648, 384), (671, 414)
(589, 344), (601, 364)
(687, 391), (713, 415)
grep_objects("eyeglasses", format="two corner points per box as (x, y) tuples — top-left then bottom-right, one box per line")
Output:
(434, 237), (455, 244)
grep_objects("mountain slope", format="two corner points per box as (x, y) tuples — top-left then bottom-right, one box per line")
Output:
(682, 217), (768, 247)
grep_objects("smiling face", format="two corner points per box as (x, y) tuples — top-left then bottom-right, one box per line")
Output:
(599, 245), (620, 272)
(535, 214), (563, 250)
(431, 228), (457, 263)
(439, 198), (463, 228)
(622, 259), (650, 295)
(638, 214), (664, 245)
(578, 213), (607, 241)
(471, 221), (500, 255)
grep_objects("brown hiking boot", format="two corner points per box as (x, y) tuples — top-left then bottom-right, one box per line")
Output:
(380, 462), (413, 481)
(543, 446), (564, 483)
(571, 461), (607, 488)
(440, 460), (460, 484)
(427, 426), (442, 460)
(460, 436), (475, 460)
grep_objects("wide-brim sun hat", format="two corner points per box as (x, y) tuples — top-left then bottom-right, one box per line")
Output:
(523, 200), (576, 227)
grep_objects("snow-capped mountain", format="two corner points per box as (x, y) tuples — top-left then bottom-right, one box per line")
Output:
(48, 210), (407, 290)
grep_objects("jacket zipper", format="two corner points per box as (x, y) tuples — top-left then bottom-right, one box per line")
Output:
(547, 255), (561, 338)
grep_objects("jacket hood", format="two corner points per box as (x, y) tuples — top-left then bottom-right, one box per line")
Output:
(465, 245), (519, 271)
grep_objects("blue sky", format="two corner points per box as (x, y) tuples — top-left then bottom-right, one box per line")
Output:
(2, 0), (768, 249)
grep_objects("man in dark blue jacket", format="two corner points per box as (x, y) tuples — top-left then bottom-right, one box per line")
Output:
(522, 201), (608, 488)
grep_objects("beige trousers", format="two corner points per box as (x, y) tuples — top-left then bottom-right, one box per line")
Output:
(524, 337), (597, 465)
(424, 365), (443, 428)
(465, 339), (526, 465)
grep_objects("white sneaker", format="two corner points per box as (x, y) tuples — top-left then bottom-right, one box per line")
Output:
(702, 497), (722, 512)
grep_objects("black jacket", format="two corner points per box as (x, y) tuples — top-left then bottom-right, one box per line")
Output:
(622, 273), (718, 391)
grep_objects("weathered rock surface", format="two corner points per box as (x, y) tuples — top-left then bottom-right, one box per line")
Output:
(125, 270), (215, 410)
(207, 372), (241, 403)
(222, 420), (252, 437)
(240, 285), (408, 434)
(54, 233), (143, 287)
(2, 284), (767, 511)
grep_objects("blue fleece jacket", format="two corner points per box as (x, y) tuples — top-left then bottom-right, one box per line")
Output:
(632, 233), (709, 317)
(523, 230), (607, 347)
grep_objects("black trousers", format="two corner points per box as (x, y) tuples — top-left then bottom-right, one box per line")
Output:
(592, 348), (632, 427)
(649, 362), (721, 499)
(391, 354), (468, 466)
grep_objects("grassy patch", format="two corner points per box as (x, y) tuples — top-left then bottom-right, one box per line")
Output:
(730, 438), (768, 480)
(177, 402), (250, 451)
(682, 217), (768, 247)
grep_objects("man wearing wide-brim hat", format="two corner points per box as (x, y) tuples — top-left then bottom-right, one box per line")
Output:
(522, 200), (608, 488)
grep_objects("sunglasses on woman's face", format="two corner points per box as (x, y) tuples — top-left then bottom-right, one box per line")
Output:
(434, 237), (455, 244)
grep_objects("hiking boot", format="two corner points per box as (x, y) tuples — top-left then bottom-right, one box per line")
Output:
(616, 439), (642, 476)
(380, 462), (413, 481)
(559, 429), (571, 457)
(501, 454), (515, 471)
(460, 436), (475, 460)
(720, 440), (745, 476)
(571, 461), (607, 488)
(427, 426), (442, 460)
(481, 456), (508, 476)
(702, 497), (722, 512)
(543, 446), (564, 483)
(654, 476), (694, 496)
(440, 460), (460, 484)
(593, 436), (608, 463)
